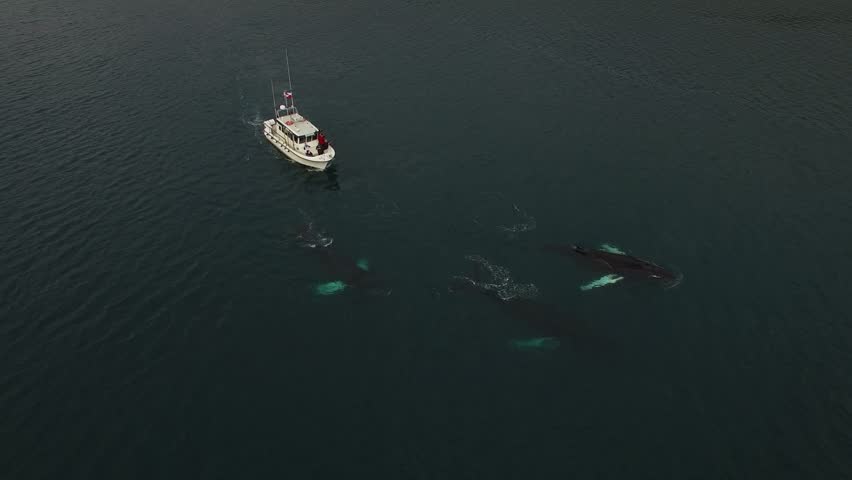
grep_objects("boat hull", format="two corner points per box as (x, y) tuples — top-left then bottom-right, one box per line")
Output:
(263, 120), (335, 171)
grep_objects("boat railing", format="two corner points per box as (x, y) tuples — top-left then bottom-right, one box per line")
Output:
(278, 106), (299, 117)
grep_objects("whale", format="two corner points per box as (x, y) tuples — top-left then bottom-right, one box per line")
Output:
(450, 276), (605, 351)
(544, 243), (679, 286)
(309, 247), (391, 297)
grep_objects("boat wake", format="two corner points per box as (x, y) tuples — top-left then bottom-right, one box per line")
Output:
(453, 255), (539, 301)
(241, 110), (265, 144)
(242, 112), (264, 127)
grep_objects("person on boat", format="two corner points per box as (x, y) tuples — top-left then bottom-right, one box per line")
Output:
(317, 131), (327, 153)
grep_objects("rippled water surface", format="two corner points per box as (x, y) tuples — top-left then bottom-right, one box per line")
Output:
(3, 0), (852, 477)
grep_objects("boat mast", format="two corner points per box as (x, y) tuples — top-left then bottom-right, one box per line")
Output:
(285, 49), (296, 112)
(270, 79), (278, 119)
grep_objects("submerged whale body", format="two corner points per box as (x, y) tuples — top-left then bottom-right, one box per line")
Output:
(294, 215), (391, 296)
(310, 247), (391, 296)
(544, 244), (678, 284)
(450, 276), (606, 350)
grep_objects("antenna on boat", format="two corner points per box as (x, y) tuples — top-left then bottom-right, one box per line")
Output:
(285, 49), (295, 111)
(270, 79), (277, 119)
(286, 49), (293, 93)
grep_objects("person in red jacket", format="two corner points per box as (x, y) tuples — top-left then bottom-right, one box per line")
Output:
(317, 131), (327, 153)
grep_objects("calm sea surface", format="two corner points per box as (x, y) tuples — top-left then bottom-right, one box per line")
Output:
(2, 0), (852, 477)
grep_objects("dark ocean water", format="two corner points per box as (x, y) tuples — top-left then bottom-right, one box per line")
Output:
(3, 0), (852, 477)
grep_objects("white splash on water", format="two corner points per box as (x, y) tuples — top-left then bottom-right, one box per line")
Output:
(498, 204), (537, 234)
(454, 255), (539, 301)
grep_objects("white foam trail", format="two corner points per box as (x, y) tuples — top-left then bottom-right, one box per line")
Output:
(245, 116), (264, 127)
(241, 108), (264, 127)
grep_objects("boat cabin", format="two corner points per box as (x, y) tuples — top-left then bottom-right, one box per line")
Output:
(274, 114), (319, 144)
(270, 112), (330, 156)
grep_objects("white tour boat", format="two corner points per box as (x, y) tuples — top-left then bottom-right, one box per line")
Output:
(263, 52), (335, 171)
